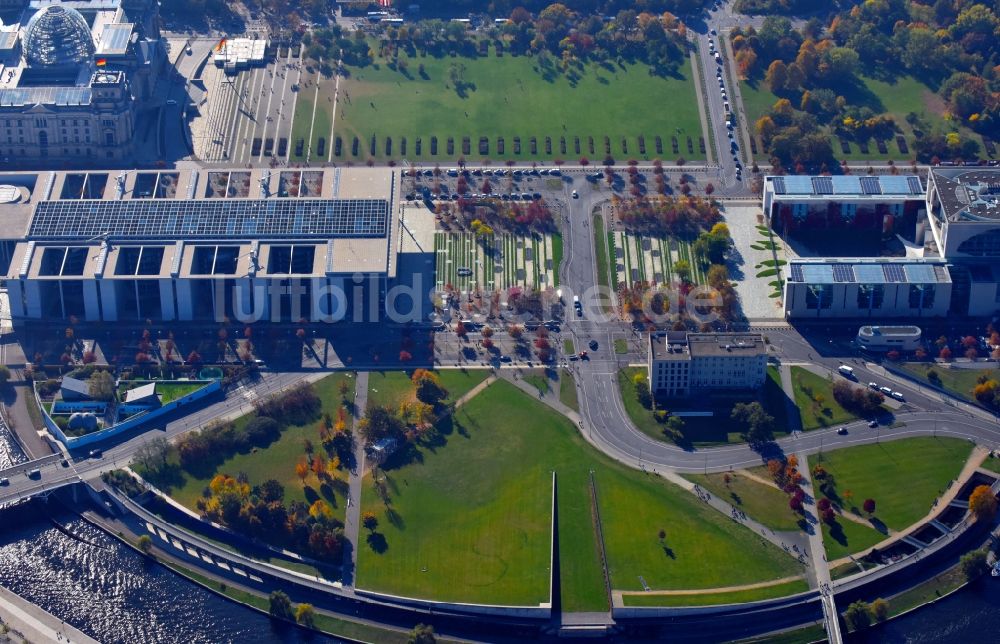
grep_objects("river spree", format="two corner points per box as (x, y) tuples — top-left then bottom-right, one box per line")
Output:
(0, 505), (333, 644)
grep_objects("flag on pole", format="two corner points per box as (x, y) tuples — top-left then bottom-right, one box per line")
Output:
(95, 58), (107, 67)
(215, 38), (227, 52)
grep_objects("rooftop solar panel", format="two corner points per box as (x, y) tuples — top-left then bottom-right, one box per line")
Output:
(812, 177), (834, 195)
(859, 176), (881, 195)
(853, 264), (887, 283)
(784, 176), (814, 194)
(904, 264), (937, 283)
(0, 87), (91, 107)
(832, 264), (855, 282)
(28, 199), (390, 240)
(98, 24), (133, 55)
(771, 177), (786, 194)
(879, 176), (912, 195)
(883, 264), (906, 282)
(907, 176), (923, 194)
(790, 264), (803, 282)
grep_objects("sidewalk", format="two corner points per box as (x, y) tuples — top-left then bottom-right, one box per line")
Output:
(342, 371), (368, 588)
(0, 584), (97, 644)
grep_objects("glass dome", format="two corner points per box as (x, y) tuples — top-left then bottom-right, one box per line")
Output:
(23, 5), (95, 68)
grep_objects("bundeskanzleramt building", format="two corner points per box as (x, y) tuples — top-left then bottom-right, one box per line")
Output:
(648, 332), (767, 397)
(0, 0), (163, 163)
(2, 167), (400, 323)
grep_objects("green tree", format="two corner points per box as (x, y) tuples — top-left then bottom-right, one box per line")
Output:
(88, 370), (115, 402)
(408, 623), (437, 644)
(960, 548), (990, 580)
(844, 600), (872, 631)
(731, 402), (775, 449)
(137, 534), (153, 554)
(362, 511), (379, 533)
(673, 259), (692, 284)
(268, 590), (294, 620)
(295, 603), (316, 628)
(0, 365), (10, 385)
(871, 598), (889, 622)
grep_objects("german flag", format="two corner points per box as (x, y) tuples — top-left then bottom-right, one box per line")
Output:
(95, 58), (107, 67)
(214, 38), (227, 52)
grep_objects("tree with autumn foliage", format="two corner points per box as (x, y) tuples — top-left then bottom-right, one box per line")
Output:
(969, 485), (998, 522)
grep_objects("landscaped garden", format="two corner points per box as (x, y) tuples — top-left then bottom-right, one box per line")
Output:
(334, 45), (702, 163)
(358, 379), (801, 609)
(434, 231), (559, 293)
(135, 374), (357, 564)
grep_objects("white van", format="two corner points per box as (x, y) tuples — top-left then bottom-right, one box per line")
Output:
(838, 365), (855, 378)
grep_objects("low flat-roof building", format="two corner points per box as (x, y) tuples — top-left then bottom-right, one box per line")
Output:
(784, 258), (951, 319)
(856, 325), (922, 352)
(648, 332), (767, 397)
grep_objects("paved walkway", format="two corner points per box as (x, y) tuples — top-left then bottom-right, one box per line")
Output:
(615, 573), (806, 599)
(794, 452), (840, 643)
(342, 371), (368, 588)
(688, 49), (715, 166)
(0, 584), (97, 644)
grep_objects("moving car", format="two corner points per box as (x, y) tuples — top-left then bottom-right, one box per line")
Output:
(837, 427), (848, 435)
(868, 420), (878, 428)
(868, 382), (879, 390)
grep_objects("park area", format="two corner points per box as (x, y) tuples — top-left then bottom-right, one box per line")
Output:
(789, 366), (860, 430)
(434, 231), (560, 293)
(898, 362), (1000, 405)
(356, 379), (802, 609)
(142, 373), (356, 526)
(366, 369), (490, 410)
(332, 45), (703, 163)
(740, 73), (981, 162)
(811, 436), (973, 560)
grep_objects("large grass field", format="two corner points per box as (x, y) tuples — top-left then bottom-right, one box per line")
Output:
(685, 470), (803, 532)
(740, 73), (983, 162)
(621, 578), (808, 607)
(366, 369), (490, 410)
(335, 46), (702, 162)
(898, 362), (1000, 405)
(814, 436), (973, 533)
(358, 379), (799, 608)
(789, 367), (859, 430)
(147, 373), (356, 524)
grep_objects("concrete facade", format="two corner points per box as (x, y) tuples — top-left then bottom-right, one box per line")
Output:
(648, 332), (767, 396)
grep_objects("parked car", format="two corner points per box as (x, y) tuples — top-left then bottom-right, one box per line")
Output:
(891, 391), (905, 401)
(879, 386), (892, 395)
(868, 382), (879, 390)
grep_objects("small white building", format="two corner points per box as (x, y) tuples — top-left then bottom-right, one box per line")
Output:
(856, 325), (922, 352)
(648, 332), (767, 397)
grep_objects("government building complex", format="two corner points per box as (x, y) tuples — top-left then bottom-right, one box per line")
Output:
(0, 0), (163, 163)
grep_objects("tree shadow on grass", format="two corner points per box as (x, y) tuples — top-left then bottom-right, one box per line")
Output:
(319, 482), (339, 507)
(385, 507), (405, 530)
(870, 517), (889, 535)
(367, 532), (388, 554)
(661, 545), (676, 559)
(828, 521), (848, 547)
(303, 485), (320, 505)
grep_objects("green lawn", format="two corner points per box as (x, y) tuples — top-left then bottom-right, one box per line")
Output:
(593, 213), (611, 291)
(366, 369), (490, 410)
(522, 370), (552, 396)
(821, 516), (887, 562)
(879, 558), (967, 618)
(898, 362), (1000, 405)
(980, 456), (1000, 474)
(336, 47), (702, 162)
(790, 367), (858, 430)
(156, 381), (209, 404)
(684, 471), (803, 532)
(620, 578), (808, 607)
(740, 73), (980, 162)
(599, 467), (801, 592)
(149, 373), (356, 525)
(563, 338), (575, 355)
(614, 339), (629, 354)
(733, 623), (827, 644)
(559, 369), (579, 412)
(358, 379), (799, 609)
(814, 437), (973, 533)
(289, 88), (315, 161)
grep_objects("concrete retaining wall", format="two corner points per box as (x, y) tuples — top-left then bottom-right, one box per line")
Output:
(353, 587), (551, 619)
(612, 590), (819, 619)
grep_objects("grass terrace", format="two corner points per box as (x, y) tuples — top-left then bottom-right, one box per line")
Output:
(814, 437), (973, 534)
(898, 363), (1000, 405)
(684, 470), (803, 533)
(335, 46), (702, 162)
